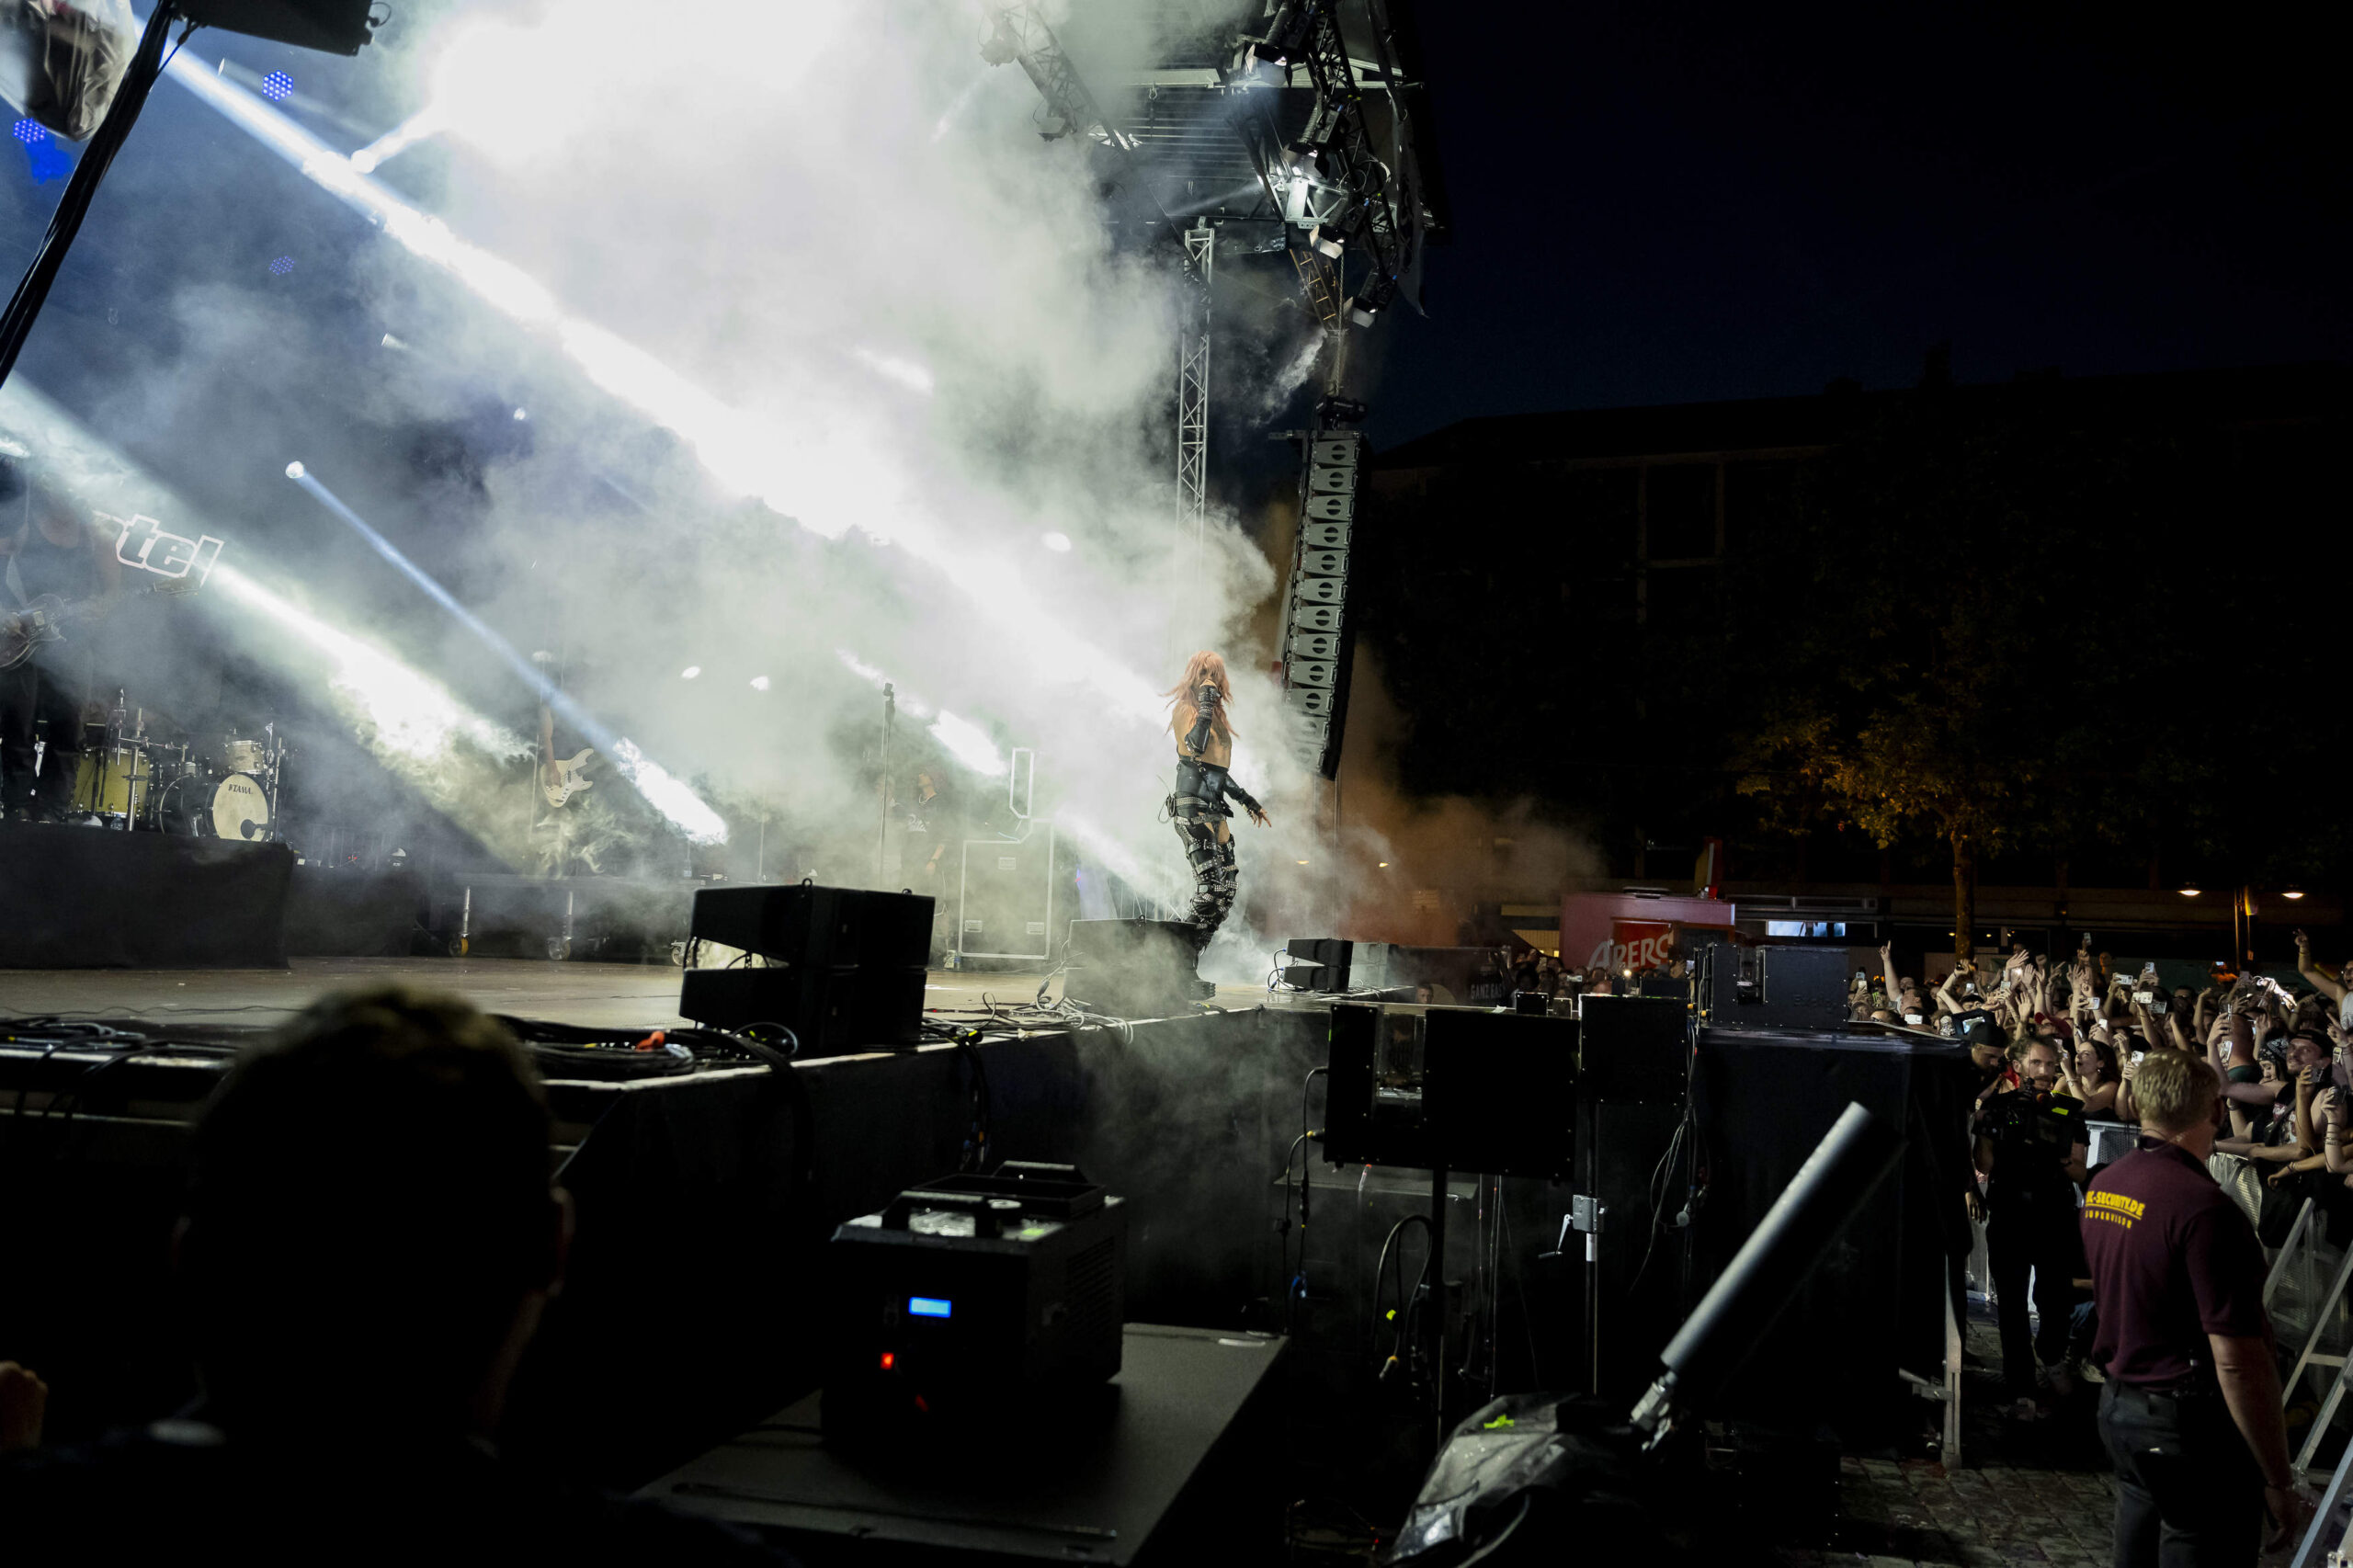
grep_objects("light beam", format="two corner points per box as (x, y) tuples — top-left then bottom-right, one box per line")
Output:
(286, 462), (728, 845)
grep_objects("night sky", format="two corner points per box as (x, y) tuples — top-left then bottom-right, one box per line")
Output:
(1363, 2), (2351, 450)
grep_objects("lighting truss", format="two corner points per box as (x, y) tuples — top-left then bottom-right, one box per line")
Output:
(1176, 222), (1214, 573)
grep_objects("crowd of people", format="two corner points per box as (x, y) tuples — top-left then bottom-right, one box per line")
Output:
(1842, 936), (2353, 1410)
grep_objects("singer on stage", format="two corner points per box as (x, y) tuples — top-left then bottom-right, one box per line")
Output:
(1165, 651), (1270, 948)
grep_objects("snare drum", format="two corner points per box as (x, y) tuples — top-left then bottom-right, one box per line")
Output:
(222, 739), (267, 775)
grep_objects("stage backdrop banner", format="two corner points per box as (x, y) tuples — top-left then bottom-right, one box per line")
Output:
(0, 826), (291, 968)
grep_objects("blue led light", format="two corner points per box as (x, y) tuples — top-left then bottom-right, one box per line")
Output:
(262, 71), (293, 102)
(268, 256), (295, 277)
(907, 1296), (953, 1319)
(15, 117), (69, 184)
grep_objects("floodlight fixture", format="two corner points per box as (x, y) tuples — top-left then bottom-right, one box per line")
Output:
(172, 0), (378, 56)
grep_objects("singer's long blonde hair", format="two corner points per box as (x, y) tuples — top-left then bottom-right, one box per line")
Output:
(1164, 650), (1235, 738)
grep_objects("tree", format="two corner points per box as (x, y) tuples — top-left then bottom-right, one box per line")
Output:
(1731, 377), (2143, 965)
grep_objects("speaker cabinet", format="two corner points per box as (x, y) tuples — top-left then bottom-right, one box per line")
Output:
(1285, 937), (1353, 992)
(689, 884), (929, 971)
(1422, 1009), (1577, 1180)
(680, 884), (930, 1052)
(1577, 995), (1688, 1104)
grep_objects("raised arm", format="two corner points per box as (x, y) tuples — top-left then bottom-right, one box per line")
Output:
(2321, 1086), (2353, 1175)
(1180, 688), (1216, 756)
(2298, 929), (2347, 1006)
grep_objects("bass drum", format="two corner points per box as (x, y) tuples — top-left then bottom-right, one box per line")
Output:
(160, 772), (269, 840)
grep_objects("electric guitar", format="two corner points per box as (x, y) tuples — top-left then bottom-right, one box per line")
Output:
(0, 580), (195, 671)
(539, 747), (597, 808)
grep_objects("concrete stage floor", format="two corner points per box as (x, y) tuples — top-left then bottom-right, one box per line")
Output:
(0, 957), (1273, 1030)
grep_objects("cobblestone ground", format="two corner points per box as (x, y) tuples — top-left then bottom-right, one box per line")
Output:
(1793, 1307), (2120, 1568)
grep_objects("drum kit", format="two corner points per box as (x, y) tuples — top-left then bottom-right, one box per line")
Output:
(65, 691), (283, 841)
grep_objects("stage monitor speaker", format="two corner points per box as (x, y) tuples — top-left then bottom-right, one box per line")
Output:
(173, 0), (376, 53)
(684, 884), (929, 1051)
(958, 830), (1056, 962)
(677, 964), (925, 1055)
(1422, 1009), (1577, 1181)
(1578, 995), (1688, 1104)
(690, 884), (929, 971)
(1064, 918), (1206, 1019)
(1285, 937), (1352, 992)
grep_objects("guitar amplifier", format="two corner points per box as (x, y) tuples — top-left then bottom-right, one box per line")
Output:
(958, 828), (1056, 962)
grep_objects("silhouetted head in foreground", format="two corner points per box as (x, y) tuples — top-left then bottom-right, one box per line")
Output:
(179, 987), (568, 1440)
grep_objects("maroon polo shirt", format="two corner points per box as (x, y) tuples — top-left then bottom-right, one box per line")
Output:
(2083, 1141), (2271, 1385)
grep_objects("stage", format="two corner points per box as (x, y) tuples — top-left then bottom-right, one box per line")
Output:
(0, 955), (1276, 1030)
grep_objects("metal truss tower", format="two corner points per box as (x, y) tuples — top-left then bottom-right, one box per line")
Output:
(980, 3), (1131, 151)
(983, 6), (1222, 570)
(1176, 222), (1215, 573)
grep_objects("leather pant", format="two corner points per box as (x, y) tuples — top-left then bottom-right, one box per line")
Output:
(1170, 797), (1236, 945)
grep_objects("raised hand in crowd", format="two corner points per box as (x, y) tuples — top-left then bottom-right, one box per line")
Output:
(2297, 928), (2347, 1009)
(2319, 1085), (2353, 1176)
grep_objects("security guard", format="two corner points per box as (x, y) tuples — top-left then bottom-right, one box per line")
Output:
(2083, 1048), (2308, 1566)
(1972, 1035), (2088, 1413)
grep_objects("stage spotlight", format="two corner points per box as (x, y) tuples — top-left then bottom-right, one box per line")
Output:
(283, 460), (304, 479)
(681, 665), (701, 680)
(11, 119), (41, 144)
(261, 71), (293, 102)
(512, 407), (528, 421)
(1040, 531), (1072, 552)
(2179, 884), (2201, 897)
(268, 256), (295, 276)
(2285, 887), (2306, 900)
(749, 675), (770, 691)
